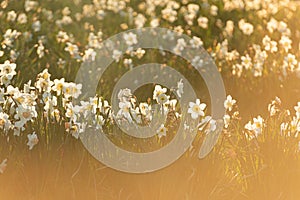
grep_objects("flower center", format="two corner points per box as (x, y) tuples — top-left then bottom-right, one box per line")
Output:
(193, 105), (200, 112)
(22, 111), (31, 119)
(0, 119), (5, 126)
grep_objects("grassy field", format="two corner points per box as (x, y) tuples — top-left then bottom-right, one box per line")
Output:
(0, 0), (300, 199)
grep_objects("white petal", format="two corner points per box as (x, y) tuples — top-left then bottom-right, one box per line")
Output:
(199, 103), (206, 110)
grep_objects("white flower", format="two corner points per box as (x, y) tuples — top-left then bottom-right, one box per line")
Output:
(187, 3), (199, 14)
(69, 122), (87, 139)
(238, 19), (254, 35)
(176, 38), (187, 51)
(245, 121), (253, 131)
(197, 17), (209, 29)
(61, 15), (73, 25)
(153, 85), (167, 101)
(83, 48), (96, 62)
(35, 77), (53, 93)
(267, 18), (278, 33)
(27, 132), (39, 150)
(176, 79), (184, 98)
(0, 112), (12, 132)
(224, 95), (236, 111)
(32, 20), (41, 32)
(268, 97), (281, 116)
(192, 56), (204, 68)
(284, 53), (297, 71)
(13, 127), (24, 137)
(17, 13), (28, 24)
(56, 31), (70, 43)
(198, 116), (212, 131)
(25, 0), (38, 12)
(6, 85), (20, 97)
(156, 124), (167, 138)
(64, 42), (79, 56)
(223, 20), (234, 37)
(189, 36), (203, 48)
(169, 99), (177, 110)
(254, 63), (264, 78)
(117, 101), (133, 123)
(112, 50), (122, 62)
(139, 103), (151, 116)
(52, 78), (65, 95)
(88, 32), (101, 48)
(62, 7), (71, 16)
(38, 68), (51, 80)
(123, 58), (132, 68)
(262, 35), (277, 53)
(118, 88), (132, 103)
(156, 93), (170, 105)
(210, 118), (217, 130)
(2, 29), (21, 48)
(63, 82), (82, 99)
(7, 10), (17, 21)
(150, 18), (160, 27)
(0, 159), (7, 174)
(0, 74), (14, 86)
(279, 36), (292, 53)
(135, 48), (145, 59)
(290, 117), (300, 135)
(50, 109), (61, 122)
(223, 114), (230, 128)
(278, 21), (288, 33)
(173, 46), (182, 55)
(161, 7), (177, 23)
(0, 60), (16, 86)
(94, 115), (105, 129)
(173, 38), (187, 55)
(184, 122), (190, 130)
(43, 94), (57, 113)
(35, 77), (51, 93)
(281, 122), (288, 136)
(14, 104), (37, 128)
(252, 116), (264, 135)
(77, 100), (92, 118)
(241, 54), (252, 70)
(36, 41), (45, 58)
(232, 63), (243, 77)
(123, 32), (138, 46)
(134, 14), (146, 28)
(205, 119), (217, 133)
(91, 98), (110, 115)
(57, 58), (66, 69)
(188, 99), (206, 119)
(0, 60), (17, 77)
(244, 116), (264, 137)
(210, 5), (218, 16)
(65, 103), (80, 121)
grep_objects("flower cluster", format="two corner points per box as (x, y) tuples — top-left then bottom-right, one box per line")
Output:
(0, 62), (209, 149)
(0, 0), (299, 81)
(0, 0), (300, 179)
(116, 83), (185, 138)
(280, 102), (300, 138)
(0, 63), (112, 148)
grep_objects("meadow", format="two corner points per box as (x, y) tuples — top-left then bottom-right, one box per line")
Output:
(0, 0), (300, 199)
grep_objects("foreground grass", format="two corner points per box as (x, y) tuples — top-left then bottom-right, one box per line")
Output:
(1, 97), (300, 200)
